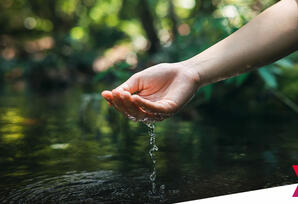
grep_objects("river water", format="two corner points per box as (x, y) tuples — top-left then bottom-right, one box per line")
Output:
(0, 84), (297, 203)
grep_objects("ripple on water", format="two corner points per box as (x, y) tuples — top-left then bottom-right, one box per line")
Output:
(1, 170), (169, 203)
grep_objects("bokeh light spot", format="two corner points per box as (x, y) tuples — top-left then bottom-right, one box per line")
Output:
(70, 27), (85, 40)
(24, 17), (37, 30)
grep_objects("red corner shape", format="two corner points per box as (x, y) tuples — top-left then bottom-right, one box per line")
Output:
(294, 186), (298, 197)
(293, 165), (298, 197)
(293, 165), (298, 177)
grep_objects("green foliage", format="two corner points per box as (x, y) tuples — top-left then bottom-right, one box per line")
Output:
(257, 58), (294, 89)
(258, 67), (278, 89)
(279, 64), (298, 101)
(93, 61), (132, 83)
(0, 0), (296, 104)
(200, 84), (213, 101)
(225, 73), (249, 87)
(275, 58), (294, 68)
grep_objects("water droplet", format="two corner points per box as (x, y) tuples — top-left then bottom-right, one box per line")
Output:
(144, 121), (158, 196)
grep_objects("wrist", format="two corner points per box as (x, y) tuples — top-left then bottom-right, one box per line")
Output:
(176, 60), (203, 88)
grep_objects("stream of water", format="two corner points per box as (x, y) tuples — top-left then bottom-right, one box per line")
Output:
(127, 114), (161, 196)
(145, 121), (166, 203)
(146, 122), (158, 195)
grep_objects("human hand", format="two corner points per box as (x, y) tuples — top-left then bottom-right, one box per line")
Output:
(101, 62), (200, 122)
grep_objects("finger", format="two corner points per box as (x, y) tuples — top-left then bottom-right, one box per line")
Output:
(115, 74), (141, 94)
(101, 90), (113, 102)
(101, 90), (115, 108)
(131, 95), (175, 114)
(121, 91), (151, 121)
(103, 95), (119, 110)
(112, 89), (129, 117)
(110, 101), (123, 113)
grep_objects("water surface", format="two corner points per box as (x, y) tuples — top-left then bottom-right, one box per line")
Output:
(0, 84), (297, 203)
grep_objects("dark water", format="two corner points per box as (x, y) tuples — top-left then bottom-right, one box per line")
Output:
(0, 84), (297, 203)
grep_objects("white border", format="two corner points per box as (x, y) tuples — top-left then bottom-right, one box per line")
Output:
(179, 184), (298, 204)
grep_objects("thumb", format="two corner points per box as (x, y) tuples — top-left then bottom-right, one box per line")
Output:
(115, 74), (141, 94)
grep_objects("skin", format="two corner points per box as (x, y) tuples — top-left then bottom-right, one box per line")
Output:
(102, 0), (298, 121)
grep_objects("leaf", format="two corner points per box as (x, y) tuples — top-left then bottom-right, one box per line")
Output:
(274, 58), (293, 68)
(258, 68), (277, 89)
(270, 67), (283, 75)
(235, 73), (249, 86)
(200, 84), (213, 101)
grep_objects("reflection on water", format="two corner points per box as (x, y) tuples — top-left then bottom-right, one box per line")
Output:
(0, 84), (297, 203)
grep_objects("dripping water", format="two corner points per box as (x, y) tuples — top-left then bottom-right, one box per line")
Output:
(145, 121), (158, 195)
(127, 115), (166, 201)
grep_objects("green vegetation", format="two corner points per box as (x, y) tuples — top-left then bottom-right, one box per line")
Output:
(0, 0), (297, 110)
(0, 1), (297, 201)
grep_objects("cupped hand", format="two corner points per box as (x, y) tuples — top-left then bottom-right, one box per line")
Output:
(101, 62), (200, 122)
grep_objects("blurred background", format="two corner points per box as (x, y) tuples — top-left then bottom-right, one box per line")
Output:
(0, 0), (298, 203)
(1, 0), (298, 98)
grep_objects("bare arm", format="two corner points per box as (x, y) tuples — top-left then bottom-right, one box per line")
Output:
(102, 0), (298, 121)
(183, 0), (298, 86)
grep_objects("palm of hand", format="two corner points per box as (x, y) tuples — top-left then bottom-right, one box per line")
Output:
(102, 63), (199, 121)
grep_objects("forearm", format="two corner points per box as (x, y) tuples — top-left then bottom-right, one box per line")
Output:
(182, 0), (298, 87)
